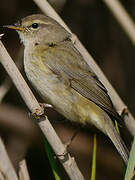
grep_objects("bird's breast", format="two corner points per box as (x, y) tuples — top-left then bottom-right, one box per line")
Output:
(23, 48), (107, 133)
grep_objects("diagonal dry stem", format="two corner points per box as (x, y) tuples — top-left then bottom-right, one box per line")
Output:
(0, 39), (85, 180)
(103, 0), (135, 46)
(0, 34), (19, 180)
(0, 137), (18, 180)
(0, 35), (30, 180)
(19, 160), (30, 180)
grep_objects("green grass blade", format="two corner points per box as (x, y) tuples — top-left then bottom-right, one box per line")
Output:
(91, 134), (97, 180)
(124, 137), (135, 180)
(115, 120), (120, 134)
(43, 137), (61, 180)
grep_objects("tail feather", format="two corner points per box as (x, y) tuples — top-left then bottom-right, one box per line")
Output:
(105, 119), (129, 165)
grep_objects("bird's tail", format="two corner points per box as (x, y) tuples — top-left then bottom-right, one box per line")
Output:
(105, 118), (129, 165)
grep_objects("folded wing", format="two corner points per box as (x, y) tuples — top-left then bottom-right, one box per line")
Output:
(41, 41), (121, 122)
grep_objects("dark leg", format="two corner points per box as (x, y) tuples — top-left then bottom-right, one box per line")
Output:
(65, 125), (83, 148)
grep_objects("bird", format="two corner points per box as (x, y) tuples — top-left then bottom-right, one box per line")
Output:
(4, 14), (129, 164)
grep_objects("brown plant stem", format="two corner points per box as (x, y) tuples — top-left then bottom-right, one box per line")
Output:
(0, 39), (85, 180)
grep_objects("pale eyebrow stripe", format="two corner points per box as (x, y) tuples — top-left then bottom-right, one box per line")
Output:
(23, 19), (53, 26)
(35, 20), (51, 25)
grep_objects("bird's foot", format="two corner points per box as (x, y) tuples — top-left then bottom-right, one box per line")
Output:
(29, 103), (53, 120)
(39, 103), (53, 109)
(56, 126), (82, 157)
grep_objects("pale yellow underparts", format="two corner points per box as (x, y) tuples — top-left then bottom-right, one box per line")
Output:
(24, 45), (109, 135)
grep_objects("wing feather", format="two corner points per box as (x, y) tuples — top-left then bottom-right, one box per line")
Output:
(41, 41), (121, 122)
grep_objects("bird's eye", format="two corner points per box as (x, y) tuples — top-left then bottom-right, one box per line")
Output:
(31, 23), (39, 29)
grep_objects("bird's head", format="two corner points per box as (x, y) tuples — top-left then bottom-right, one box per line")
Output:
(4, 14), (70, 46)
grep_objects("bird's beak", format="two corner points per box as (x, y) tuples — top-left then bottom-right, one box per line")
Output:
(3, 25), (25, 31)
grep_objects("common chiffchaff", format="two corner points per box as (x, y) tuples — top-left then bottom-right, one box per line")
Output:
(5, 14), (129, 164)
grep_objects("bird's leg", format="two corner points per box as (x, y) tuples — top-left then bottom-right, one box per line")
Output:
(56, 126), (83, 157)
(64, 125), (84, 150)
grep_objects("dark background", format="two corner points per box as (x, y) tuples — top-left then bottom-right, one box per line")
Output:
(0, 0), (135, 179)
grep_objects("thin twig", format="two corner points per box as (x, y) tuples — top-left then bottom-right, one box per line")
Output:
(0, 137), (18, 180)
(0, 34), (11, 102)
(0, 34), (19, 180)
(19, 160), (30, 180)
(103, 0), (135, 46)
(0, 38), (30, 179)
(33, 0), (135, 136)
(0, 40), (85, 180)
(0, 41), (42, 115)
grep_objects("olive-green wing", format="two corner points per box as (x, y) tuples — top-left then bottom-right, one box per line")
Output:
(41, 41), (121, 121)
